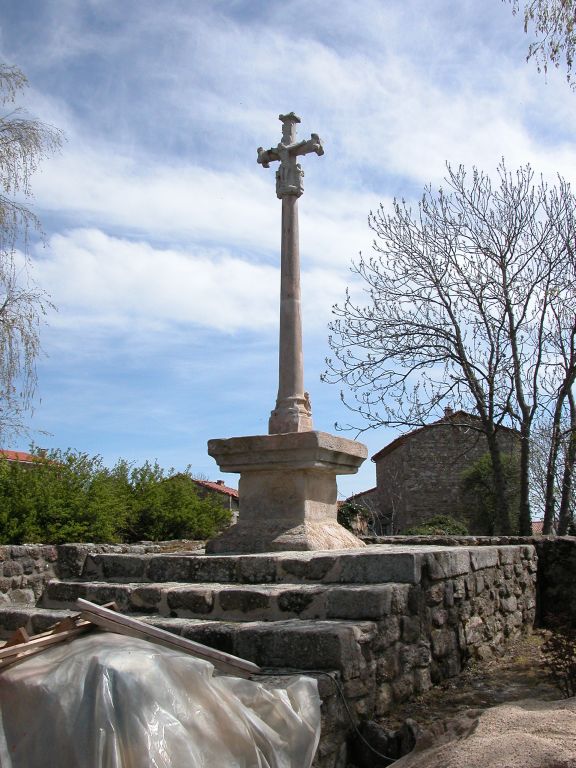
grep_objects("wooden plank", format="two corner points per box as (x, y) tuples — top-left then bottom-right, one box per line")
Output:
(4, 627), (30, 647)
(0, 624), (93, 661)
(76, 598), (261, 678)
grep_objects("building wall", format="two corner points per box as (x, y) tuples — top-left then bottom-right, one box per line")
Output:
(374, 419), (519, 534)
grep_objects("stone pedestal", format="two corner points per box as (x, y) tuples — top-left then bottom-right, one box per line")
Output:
(205, 431), (367, 553)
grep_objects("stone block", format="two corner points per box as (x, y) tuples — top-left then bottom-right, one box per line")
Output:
(452, 577), (466, 600)
(424, 550), (470, 581)
(431, 607), (448, 627)
(86, 583), (133, 610)
(375, 616), (401, 648)
(391, 673), (415, 702)
(431, 628), (456, 658)
(498, 547), (516, 565)
(130, 585), (164, 611)
(325, 585), (394, 620)
(414, 667), (433, 694)
(401, 616), (421, 643)
(426, 583), (445, 605)
(232, 621), (370, 677)
(238, 556), (277, 584)
(374, 683), (394, 716)
(21, 557), (38, 575)
(9, 546), (27, 558)
(2, 561), (23, 577)
(219, 589), (271, 614)
(376, 652), (400, 683)
(470, 547), (499, 571)
(9, 588), (35, 605)
(391, 585), (411, 614)
(277, 587), (323, 616)
(337, 551), (422, 585)
(279, 554), (339, 582)
(464, 615), (485, 646)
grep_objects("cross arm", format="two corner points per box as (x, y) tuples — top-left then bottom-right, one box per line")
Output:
(257, 146), (281, 168)
(290, 133), (324, 158)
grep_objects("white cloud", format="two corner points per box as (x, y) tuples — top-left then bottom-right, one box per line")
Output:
(34, 229), (277, 333)
(32, 228), (351, 337)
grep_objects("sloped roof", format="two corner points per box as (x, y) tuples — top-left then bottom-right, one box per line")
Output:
(0, 450), (39, 465)
(371, 411), (519, 463)
(345, 486), (378, 503)
(192, 479), (238, 499)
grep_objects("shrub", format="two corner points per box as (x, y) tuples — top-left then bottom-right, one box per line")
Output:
(402, 514), (469, 536)
(541, 622), (576, 698)
(338, 500), (370, 532)
(0, 449), (231, 544)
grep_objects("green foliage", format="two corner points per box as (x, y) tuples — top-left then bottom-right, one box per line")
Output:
(337, 500), (369, 531)
(541, 622), (576, 698)
(460, 452), (521, 535)
(0, 449), (231, 544)
(402, 514), (469, 536)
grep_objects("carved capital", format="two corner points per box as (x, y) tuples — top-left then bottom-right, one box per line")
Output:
(275, 160), (304, 198)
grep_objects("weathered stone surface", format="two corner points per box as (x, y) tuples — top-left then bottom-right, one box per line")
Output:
(0, 539), (550, 768)
(325, 585), (395, 620)
(206, 432), (367, 553)
(424, 550), (470, 581)
(469, 547), (499, 571)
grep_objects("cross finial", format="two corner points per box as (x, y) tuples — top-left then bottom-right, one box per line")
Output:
(279, 112), (301, 145)
(257, 112), (324, 199)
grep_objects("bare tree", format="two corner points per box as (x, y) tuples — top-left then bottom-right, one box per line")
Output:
(325, 162), (576, 536)
(0, 64), (62, 439)
(507, 0), (576, 88)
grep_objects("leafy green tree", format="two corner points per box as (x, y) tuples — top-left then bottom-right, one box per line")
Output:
(460, 452), (521, 535)
(0, 449), (231, 544)
(124, 463), (231, 541)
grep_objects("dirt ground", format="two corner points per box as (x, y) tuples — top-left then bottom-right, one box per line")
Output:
(385, 631), (561, 732)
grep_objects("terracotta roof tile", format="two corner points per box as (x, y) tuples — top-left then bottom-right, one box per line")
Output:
(192, 479), (238, 498)
(0, 450), (39, 464)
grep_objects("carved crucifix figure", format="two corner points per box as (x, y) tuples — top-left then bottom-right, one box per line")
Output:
(257, 112), (324, 434)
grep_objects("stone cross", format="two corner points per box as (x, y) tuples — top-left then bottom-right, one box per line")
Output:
(257, 112), (324, 434)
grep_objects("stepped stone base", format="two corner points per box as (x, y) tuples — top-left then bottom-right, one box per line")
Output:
(206, 431), (368, 553)
(0, 542), (538, 768)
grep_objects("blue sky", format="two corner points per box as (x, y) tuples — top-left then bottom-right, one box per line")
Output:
(0, 0), (575, 498)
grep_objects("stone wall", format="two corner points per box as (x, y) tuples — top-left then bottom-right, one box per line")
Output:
(367, 535), (576, 627)
(0, 542), (203, 606)
(360, 545), (537, 718)
(0, 545), (59, 606)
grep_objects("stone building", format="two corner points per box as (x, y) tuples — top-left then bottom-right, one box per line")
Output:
(371, 409), (520, 534)
(191, 479), (240, 523)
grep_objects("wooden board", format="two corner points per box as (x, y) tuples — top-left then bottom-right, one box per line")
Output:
(77, 598), (261, 678)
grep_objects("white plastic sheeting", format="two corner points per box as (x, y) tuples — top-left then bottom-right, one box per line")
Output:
(0, 632), (321, 768)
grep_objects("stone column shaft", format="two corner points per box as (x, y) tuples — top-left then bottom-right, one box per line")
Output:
(278, 195), (303, 401)
(269, 195), (313, 434)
